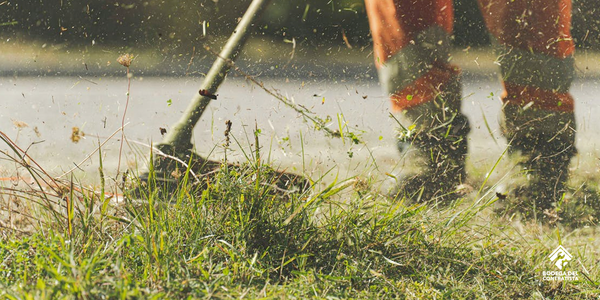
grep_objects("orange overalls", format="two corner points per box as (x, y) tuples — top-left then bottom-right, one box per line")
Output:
(364, 0), (575, 114)
(366, 0), (577, 206)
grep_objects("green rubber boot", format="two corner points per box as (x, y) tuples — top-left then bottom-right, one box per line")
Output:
(496, 105), (577, 222)
(389, 78), (470, 204)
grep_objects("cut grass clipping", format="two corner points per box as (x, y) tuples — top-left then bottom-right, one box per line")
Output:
(0, 128), (599, 299)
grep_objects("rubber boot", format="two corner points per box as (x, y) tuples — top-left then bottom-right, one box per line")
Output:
(498, 105), (577, 222)
(390, 77), (471, 203)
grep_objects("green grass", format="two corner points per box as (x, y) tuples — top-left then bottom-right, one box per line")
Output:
(1, 134), (600, 299)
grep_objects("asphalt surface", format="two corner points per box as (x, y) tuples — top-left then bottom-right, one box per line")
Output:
(2, 73), (600, 187)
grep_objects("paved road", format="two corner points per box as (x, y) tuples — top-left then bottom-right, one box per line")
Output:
(1, 75), (599, 185)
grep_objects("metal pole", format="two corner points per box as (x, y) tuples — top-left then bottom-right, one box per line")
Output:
(159, 0), (272, 152)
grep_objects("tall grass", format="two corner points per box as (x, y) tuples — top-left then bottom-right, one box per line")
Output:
(0, 129), (598, 299)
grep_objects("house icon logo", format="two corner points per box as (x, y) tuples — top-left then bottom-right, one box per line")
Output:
(548, 245), (572, 270)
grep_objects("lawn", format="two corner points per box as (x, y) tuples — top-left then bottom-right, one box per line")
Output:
(1, 126), (599, 299)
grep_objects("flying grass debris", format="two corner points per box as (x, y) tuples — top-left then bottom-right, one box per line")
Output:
(202, 45), (363, 144)
(70, 127), (84, 143)
(12, 119), (28, 129)
(224, 120), (232, 147)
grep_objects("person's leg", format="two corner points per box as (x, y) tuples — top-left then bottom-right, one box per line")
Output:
(478, 0), (576, 217)
(365, 0), (471, 201)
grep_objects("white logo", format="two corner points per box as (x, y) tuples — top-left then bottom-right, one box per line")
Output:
(542, 245), (578, 281)
(548, 245), (572, 270)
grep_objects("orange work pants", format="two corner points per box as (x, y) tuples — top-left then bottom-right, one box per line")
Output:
(365, 0), (575, 113)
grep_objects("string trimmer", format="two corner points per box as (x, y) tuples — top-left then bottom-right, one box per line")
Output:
(134, 0), (309, 197)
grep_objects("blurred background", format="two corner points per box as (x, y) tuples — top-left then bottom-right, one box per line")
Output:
(2, 0), (600, 76)
(3, 0), (600, 50)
